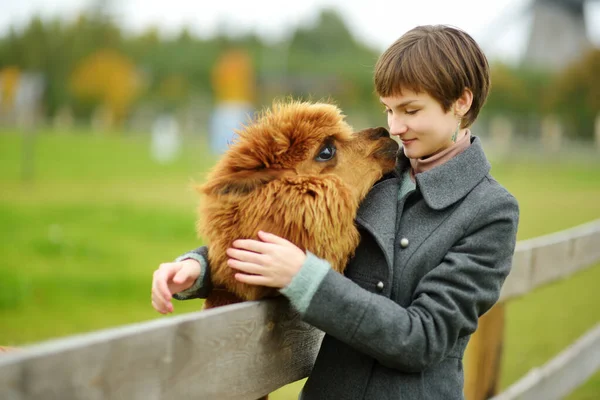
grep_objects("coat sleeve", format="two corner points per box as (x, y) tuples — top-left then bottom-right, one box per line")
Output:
(172, 246), (213, 300)
(300, 192), (519, 372)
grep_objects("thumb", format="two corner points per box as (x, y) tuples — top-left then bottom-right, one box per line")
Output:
(173, 267), (190, 284)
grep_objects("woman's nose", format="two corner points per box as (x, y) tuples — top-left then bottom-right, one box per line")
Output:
(389, 117), (408, 135)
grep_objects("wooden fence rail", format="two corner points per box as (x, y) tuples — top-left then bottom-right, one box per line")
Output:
(499, 219), (600, 302)
(490, 323), (600, 400)
(0, 300), (322, 400)
(466, 218), (600, 400)
(1, 219), (599, 400)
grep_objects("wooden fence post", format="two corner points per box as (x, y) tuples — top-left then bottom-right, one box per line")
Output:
(465, 303), (506, 400)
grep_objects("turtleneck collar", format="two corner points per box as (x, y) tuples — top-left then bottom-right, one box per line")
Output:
(409, 130), (472, 179)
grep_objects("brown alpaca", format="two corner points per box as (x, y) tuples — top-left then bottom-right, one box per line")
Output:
(0, 103), (398, 400)
(197, 101), (399, 309)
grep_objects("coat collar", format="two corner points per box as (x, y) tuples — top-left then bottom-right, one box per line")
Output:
(353, 136), (490, 269)
(397, 135), (491, 210)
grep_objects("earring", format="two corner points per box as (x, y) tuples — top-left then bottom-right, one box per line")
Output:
(451, 118), (461, 143)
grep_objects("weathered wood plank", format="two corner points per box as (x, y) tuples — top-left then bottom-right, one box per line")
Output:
(571, 228), (600, 273)
(0, 299), (323, 400)
(500, 219), (600, 302)
(490, 323), (600, 400)
(499, 245), (532, 302)
(476, 219), (600, 400)
(465, 303), (505, 400)
(530, 238), (572, 288)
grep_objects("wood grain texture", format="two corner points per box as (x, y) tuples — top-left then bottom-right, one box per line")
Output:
(0, 299), (323, 400)
(490, 323), (600, 400)
(465, 303), (505, 400)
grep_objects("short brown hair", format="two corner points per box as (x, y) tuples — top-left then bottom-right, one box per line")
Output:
(374, 25), (490, 128)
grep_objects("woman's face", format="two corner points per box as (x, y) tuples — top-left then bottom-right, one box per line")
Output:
(380, 89), (462, 159)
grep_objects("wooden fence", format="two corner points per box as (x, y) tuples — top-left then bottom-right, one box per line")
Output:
(1, 219), (599, 400)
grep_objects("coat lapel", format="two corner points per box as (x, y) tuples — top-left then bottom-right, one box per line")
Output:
(415, 136), (490, 210)
(394, 136), (491, 286)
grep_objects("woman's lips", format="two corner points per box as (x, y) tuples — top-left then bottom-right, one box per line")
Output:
(401, 138), (416, 145)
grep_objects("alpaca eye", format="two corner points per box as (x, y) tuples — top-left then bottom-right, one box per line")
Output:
(315, 144), (336, 162)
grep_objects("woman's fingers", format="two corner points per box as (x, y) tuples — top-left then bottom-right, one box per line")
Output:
(257, 230), (290, 245)
(151, 299), (163, 314)
(151, 292), (172, 314)
(228, 258), (265, 275)
(152, 299), (166, 314)
(173, 267), (190, 284)
(231, 238), (273, 254)
(151, 262), (184, 314)
(227, 234), (306, 288)
(158, 262), (182, 299)
(234, 272), (273, 286)
(151, 274), (167, 306)
(226, 247), (267, 264)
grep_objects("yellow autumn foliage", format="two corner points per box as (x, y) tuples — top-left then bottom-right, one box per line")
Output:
(0, 67), (21, 110)
(211, 49), (255, 103)
(70, 49), (140, 123)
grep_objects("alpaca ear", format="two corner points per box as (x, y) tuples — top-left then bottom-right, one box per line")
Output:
(201, 169), (287, 196)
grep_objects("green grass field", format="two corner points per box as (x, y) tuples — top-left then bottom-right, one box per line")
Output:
(1, 129), (599, 399)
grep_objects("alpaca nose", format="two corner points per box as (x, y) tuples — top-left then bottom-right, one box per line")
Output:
(369, 127), (390, 140)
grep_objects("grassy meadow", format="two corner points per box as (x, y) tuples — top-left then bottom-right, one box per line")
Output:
(0, 129), (599, 399)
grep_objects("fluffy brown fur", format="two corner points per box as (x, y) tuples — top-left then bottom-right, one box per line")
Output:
(198, 101), (399, 309)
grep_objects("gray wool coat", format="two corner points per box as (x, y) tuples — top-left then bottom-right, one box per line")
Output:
(179, 136), (520, 400)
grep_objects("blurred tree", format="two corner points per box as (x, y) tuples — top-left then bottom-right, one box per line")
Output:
(6, 6), (595, 137)
(290, 9), (358, 56)
(284, 8), (380, 117)
(486, 63), (552, 117)
(158, 74), (190, 110)
(69, 49), (140, 126)
(547, 48), (600, 140)
(0, 8), (384, 126)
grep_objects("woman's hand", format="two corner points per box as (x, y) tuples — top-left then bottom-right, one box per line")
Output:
(227, 231), (307, 289)
(151, 259), (201, 314)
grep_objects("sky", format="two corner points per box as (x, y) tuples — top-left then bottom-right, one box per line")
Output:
(1, 0), (600, 64)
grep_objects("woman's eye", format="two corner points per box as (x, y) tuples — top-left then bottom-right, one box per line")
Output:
(383, 108), (392, 115)
(316, 144), (336, 161)
(405, 109), (419, 115)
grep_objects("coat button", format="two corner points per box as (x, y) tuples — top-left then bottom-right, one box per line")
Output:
(376, 281), (384, 291)
(400, 238), (409, 248)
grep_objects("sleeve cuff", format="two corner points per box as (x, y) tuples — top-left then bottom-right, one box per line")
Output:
(279, 251), (331, 314)
(172, 252), (208, 300)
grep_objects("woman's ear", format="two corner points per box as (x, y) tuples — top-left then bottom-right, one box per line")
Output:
(200, 169), (287, 197)
(454, 88), (474, 117)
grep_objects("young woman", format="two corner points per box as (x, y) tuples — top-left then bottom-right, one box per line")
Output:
(151, 25), (519, 399)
